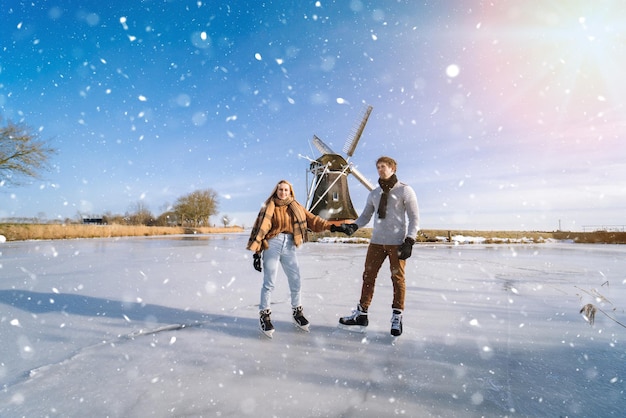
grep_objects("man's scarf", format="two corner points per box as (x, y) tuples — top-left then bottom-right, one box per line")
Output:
(377, 174), (398, 219)
(247, 196), (308, 252)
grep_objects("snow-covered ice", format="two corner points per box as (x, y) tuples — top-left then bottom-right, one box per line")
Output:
(1, 233), (624, 417)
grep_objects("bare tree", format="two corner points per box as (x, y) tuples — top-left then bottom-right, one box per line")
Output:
(173, 189), (219, 227)
(127, 201), (154, 225)
(0, 119), (56, 186)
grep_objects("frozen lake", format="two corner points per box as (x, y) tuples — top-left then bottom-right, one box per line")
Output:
(1, 233), (624, 417)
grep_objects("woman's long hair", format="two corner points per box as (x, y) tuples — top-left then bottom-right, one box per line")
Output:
(266, 179), (295, 202)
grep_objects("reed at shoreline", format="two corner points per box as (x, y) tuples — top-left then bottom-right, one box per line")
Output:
(0, 223), (244, 241)
(2, 223), (626, 244)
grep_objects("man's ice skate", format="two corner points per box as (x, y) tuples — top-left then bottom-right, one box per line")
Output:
(259, 309), (275, 338)
(390, 309), (403, 337)
(292, 306), (310, 332)
(338, 304), (368, 333)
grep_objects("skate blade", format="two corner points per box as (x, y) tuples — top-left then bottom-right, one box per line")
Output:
(294, 323), (310, 332)
(337, 323), (367, 334)
(260, 328), (274, 339)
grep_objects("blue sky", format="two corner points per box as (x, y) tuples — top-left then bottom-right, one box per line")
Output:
(2, 0), (626, 231)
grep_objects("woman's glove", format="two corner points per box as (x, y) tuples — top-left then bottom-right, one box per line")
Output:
(253, 253), (262, 272)
(397, 237), (415, 260)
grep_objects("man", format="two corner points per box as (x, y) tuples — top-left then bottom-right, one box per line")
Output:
(332, 156), (419, 336)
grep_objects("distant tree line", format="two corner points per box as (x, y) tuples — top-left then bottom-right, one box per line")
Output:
(0, 188), (227, 227)
(99, 188), (222, 227)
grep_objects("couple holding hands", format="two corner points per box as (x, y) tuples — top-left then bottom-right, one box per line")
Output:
(247, 156), (419, 338)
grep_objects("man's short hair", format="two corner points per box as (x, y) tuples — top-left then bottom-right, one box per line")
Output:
(376, 156), (397, 171)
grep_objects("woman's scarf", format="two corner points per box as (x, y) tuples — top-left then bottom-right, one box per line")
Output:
(247, 195), (308, 252)
(276, 196), (308, 247)
(377, 174), (398, 219)
(247, 198), (276, 252)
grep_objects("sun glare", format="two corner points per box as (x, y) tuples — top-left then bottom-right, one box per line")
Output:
(474, 2), (626, 136)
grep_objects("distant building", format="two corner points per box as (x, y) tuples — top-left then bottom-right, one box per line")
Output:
(82, 217), (104, 225)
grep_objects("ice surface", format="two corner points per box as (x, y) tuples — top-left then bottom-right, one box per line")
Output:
(0, 234), (624, 417)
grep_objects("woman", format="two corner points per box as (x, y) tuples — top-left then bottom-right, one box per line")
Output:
(247, 180), (333, 338)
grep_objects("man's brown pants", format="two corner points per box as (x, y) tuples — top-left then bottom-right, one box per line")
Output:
(359, 243), (406, 311)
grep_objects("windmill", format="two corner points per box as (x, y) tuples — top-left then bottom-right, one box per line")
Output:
(304, 104), (375, 224)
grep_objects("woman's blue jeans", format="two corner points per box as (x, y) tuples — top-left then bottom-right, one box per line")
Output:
(260, 233), (301, 311)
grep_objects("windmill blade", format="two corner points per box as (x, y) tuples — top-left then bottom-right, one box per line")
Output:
(343, 104), (373, 157)
(350, 166), (375, 191)
(312, 135), (337, 155)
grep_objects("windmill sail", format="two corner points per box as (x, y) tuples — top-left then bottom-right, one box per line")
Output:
(312, 135), (335, 155)
(349, 165), (375, 191)
(343, 105), (373, 157)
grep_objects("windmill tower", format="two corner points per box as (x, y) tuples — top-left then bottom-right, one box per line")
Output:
(305, 105), (375, 223)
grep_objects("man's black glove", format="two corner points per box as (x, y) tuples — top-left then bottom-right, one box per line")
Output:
(253, 253), (262, 272)
(398, 237), (415, 260)
(330, 223), (359, 236)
